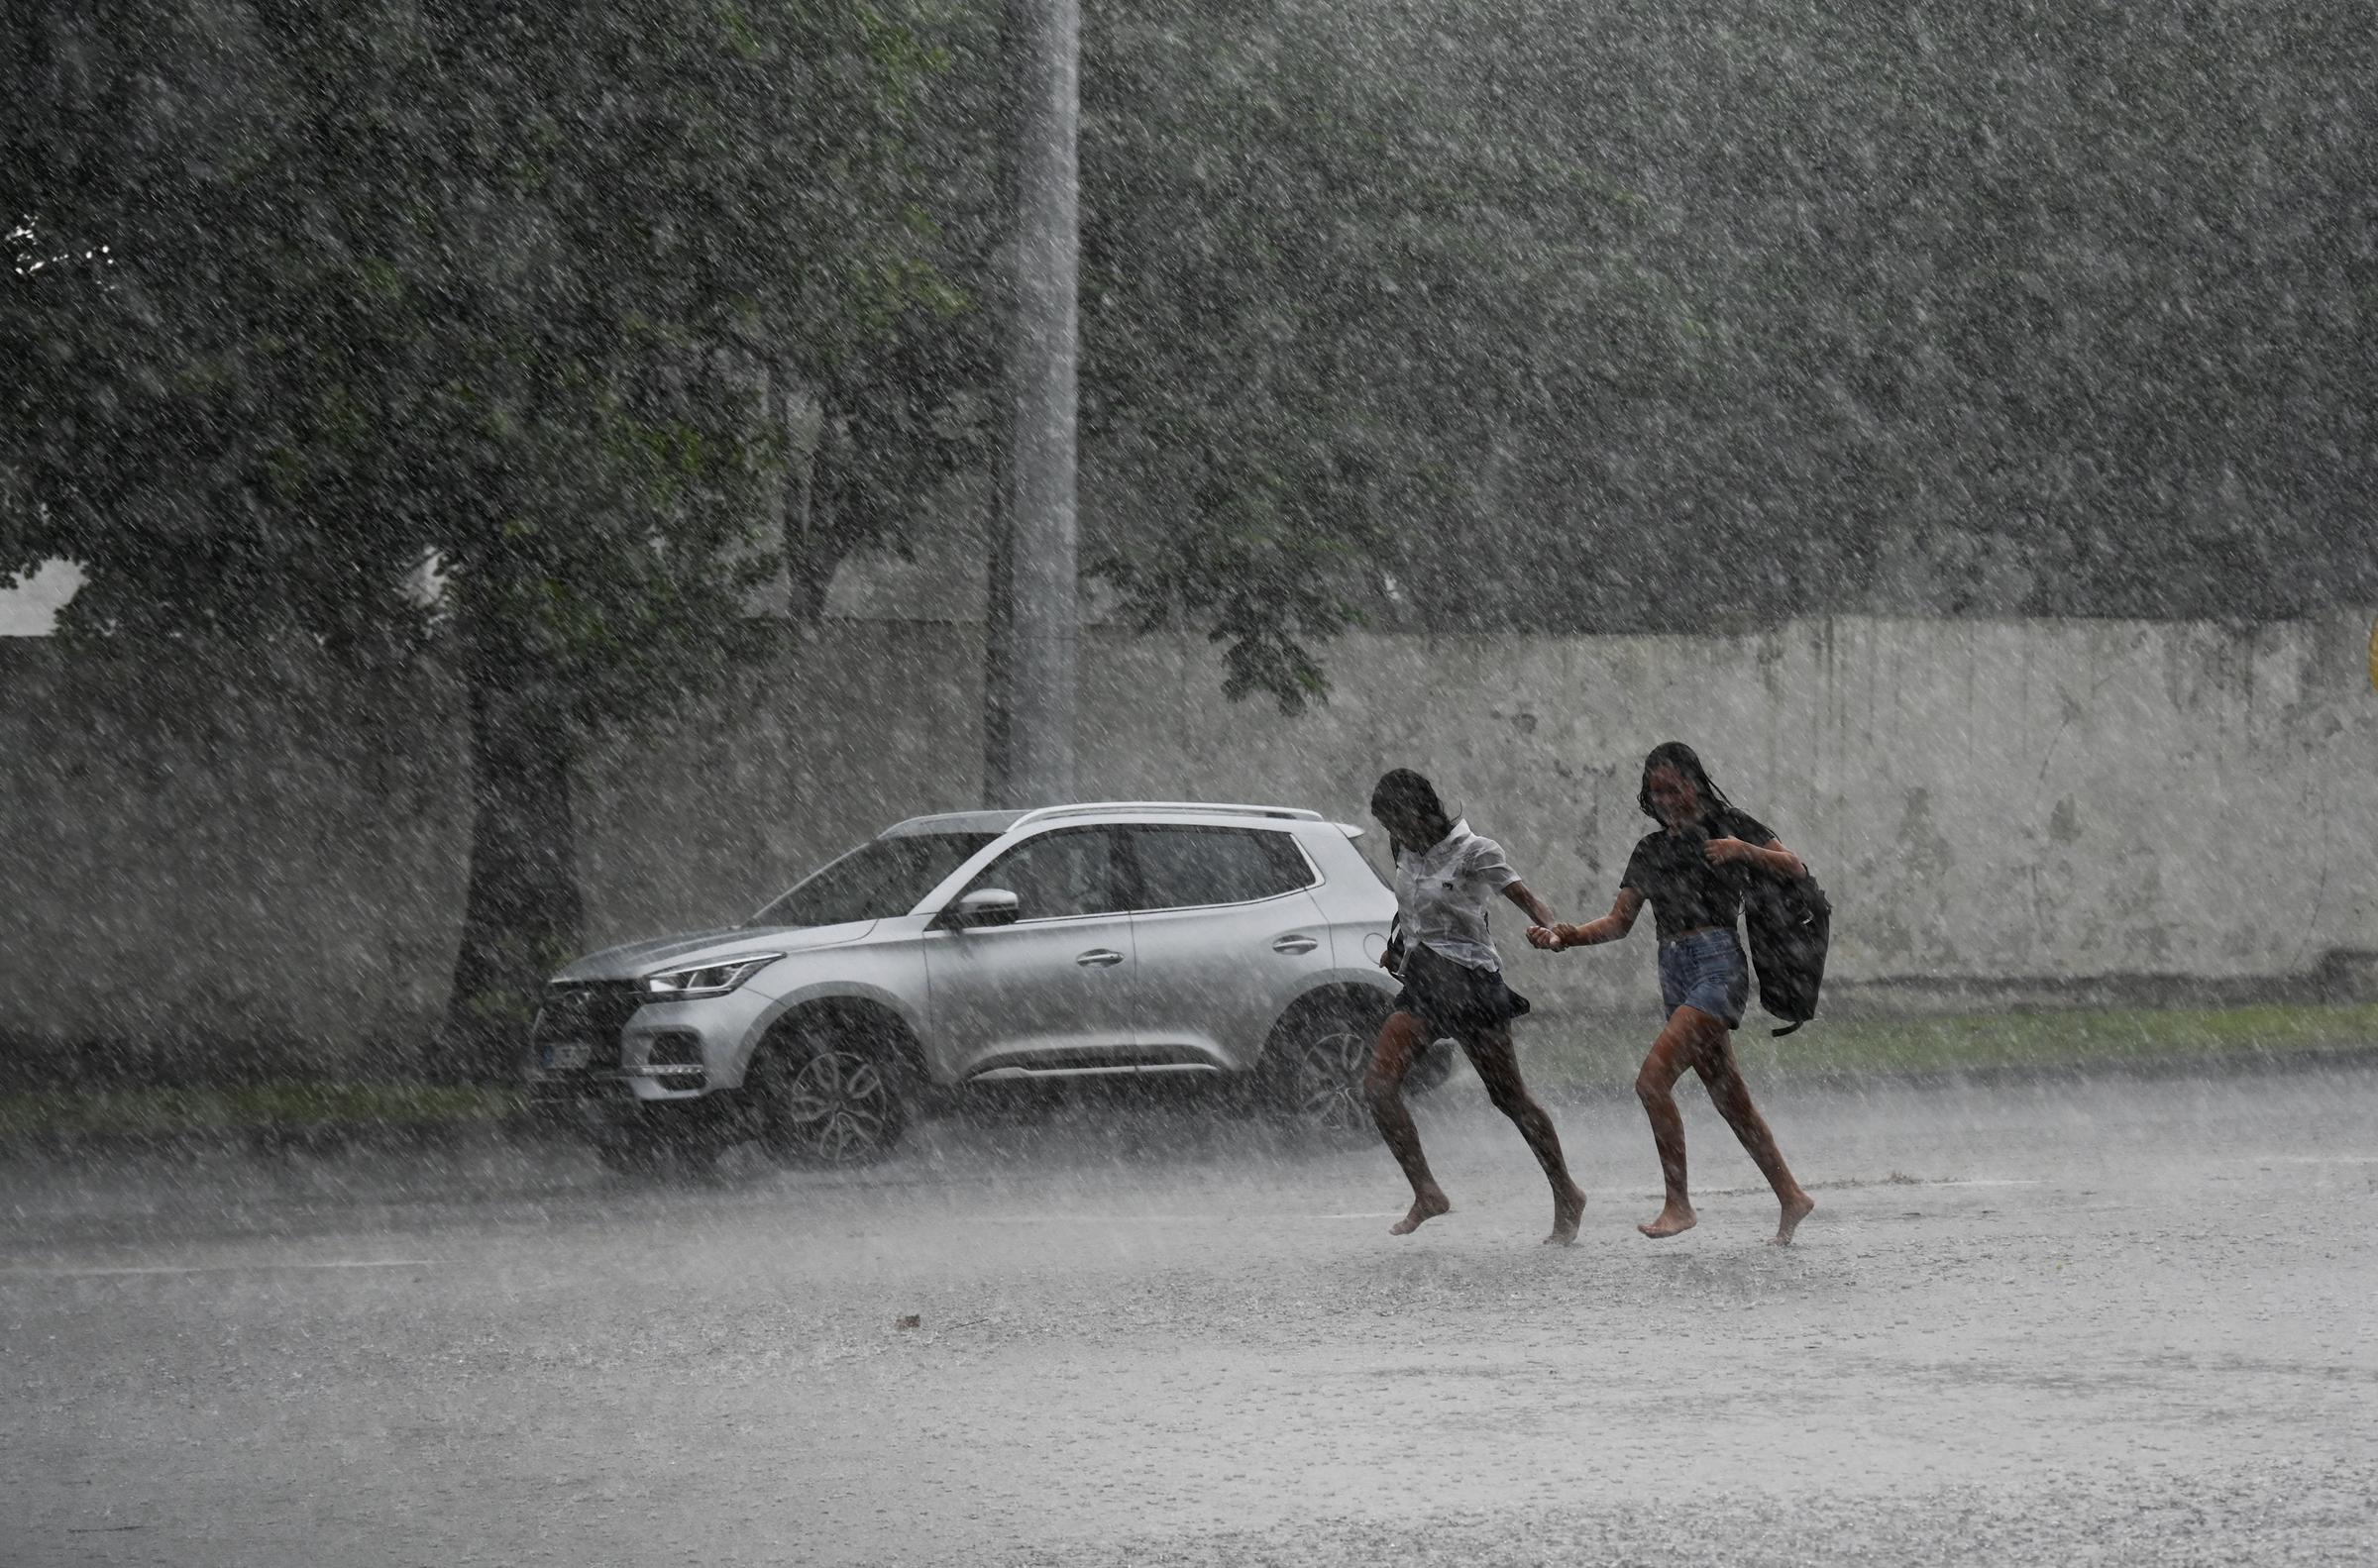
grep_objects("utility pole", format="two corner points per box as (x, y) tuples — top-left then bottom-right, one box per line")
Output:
(985, 0), (1080, 809)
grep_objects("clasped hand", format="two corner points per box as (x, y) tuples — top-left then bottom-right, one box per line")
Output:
(1703, 836), (1755, 867)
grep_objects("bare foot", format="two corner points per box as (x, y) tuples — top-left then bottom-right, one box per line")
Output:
(1638, 1203), (1696, 1239)
(1545, 1182), (1587, 1246)
(1771, 1192), (1816, 1246)
(1389, 1190), (1453, 1235)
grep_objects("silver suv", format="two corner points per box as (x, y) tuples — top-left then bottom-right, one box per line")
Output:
(526, 802), (1452, 1168)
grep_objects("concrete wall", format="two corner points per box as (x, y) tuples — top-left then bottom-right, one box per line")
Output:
(0, 645), (472, 1076)
(4, 613), (2372, 1076)
(1065, 615), (2378, 1015)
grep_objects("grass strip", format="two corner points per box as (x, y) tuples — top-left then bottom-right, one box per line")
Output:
(1523, 1000), (2378, 1089)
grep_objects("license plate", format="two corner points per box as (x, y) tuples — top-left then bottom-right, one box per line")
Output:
(542, 1041), (592, 1071)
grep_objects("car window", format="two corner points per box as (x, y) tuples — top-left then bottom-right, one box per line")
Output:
(964, 828), (1125, 921)
(749, 832), (1000, 928)
(1128, 827), (1315, 911)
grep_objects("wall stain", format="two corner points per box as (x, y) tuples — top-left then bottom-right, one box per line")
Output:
(1896, 787), (1956, 879)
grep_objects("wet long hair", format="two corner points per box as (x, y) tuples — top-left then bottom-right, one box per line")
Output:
(1369, 768), (1457, 858)
(1637, 741), (1734, 828)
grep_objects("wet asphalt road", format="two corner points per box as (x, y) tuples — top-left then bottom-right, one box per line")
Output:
(4, 1062), (2375, 1567)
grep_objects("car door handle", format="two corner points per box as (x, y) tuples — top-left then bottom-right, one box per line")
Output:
(1076, 949), (1127, 968)
(1270, 935), (1321, 956)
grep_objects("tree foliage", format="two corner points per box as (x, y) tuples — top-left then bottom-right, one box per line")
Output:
(3, 1), (969, 1066)
(1076, 3), (1707, 699)
(878, 0), (1705, 707)
(1256, 0), (2378, 629)
(921, 0), (2375, 647)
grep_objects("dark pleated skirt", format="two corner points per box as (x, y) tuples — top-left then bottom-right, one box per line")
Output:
(1391, 942), (1532, 1040)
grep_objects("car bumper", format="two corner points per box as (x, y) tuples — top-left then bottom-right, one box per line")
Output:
(524, 990), (773, 1105)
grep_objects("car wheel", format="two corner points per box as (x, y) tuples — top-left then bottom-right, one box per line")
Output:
(751, 1017), (911, 1166)
(1264, 996), (1388, 1135)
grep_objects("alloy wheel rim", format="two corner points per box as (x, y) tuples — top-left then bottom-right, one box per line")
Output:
(1293, 1027), (1371, 1133)
(775, 1048), (892, 1163)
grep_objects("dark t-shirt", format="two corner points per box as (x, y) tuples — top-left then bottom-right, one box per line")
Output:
(1620, 806), (1776, 943)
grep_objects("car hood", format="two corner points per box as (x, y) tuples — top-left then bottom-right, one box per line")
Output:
(551, 920), (879, 983)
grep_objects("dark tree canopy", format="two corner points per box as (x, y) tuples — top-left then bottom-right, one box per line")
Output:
(1094, 0), (2378, 633)
(898, 0), (2375, 679)
(880, 0), (1708, 707)
(3, 1), (972, 1065)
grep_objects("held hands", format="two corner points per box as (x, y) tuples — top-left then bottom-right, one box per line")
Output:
(1525, 923), (1569, 952)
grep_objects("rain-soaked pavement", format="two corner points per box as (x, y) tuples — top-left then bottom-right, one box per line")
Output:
(5, 1061), (2374, 1566)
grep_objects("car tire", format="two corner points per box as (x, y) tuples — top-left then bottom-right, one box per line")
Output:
(749, 1013), (912, 1166)
(1263, 993), (1379, 1134)
(1262, 993), (1457, 1134)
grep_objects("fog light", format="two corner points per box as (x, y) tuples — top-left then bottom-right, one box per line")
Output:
(647, 1031), (703, 1069)
(636, 1031), (707, 1089)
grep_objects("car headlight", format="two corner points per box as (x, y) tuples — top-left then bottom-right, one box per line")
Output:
(640, 953), (783, 999)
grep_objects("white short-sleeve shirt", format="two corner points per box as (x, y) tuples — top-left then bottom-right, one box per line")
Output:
(1393, 820), (1522, 972)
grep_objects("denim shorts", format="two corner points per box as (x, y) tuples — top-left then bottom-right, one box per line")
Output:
(1659, 927), (1751, 1029)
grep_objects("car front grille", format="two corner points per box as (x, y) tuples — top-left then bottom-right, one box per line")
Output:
(532, 981), (645, 1071)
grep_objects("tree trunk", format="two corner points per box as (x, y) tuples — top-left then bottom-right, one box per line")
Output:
(437, 663), (585, 1082)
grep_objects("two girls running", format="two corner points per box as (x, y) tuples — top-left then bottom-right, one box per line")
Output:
(1362, 747), (1815, 1247)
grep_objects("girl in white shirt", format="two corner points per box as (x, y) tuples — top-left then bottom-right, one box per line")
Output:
(1365, 768), (1586, 1244)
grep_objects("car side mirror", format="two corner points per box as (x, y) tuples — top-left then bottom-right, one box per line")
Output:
(940, 888), (1021, 930)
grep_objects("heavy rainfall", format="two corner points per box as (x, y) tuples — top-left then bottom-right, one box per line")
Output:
(2, 4), (2373, 1565)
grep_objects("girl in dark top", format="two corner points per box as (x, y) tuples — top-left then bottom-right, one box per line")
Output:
(1527, 743), (1817, 1245)
(1365, 769), (1587, 1245)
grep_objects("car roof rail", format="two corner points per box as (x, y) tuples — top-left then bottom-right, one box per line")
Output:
(878, 808), (1029, 838)
(1008, 800), (1325, 829)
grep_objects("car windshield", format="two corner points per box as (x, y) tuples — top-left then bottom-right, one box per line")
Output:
(746, 832), (1000, 929)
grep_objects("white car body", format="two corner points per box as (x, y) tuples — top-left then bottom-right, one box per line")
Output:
(528, 802), (1422, 1162)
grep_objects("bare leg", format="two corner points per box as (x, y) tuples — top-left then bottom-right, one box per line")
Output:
(1636, 1007), (1721, 1238)
(1366, 1011), (1451, 1234)
(1694, 1033), (1816, 1245)
(1462, 1027), (1587, 1245)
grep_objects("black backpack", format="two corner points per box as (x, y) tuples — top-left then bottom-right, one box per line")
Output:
(1743, 868), (1831, 1037)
